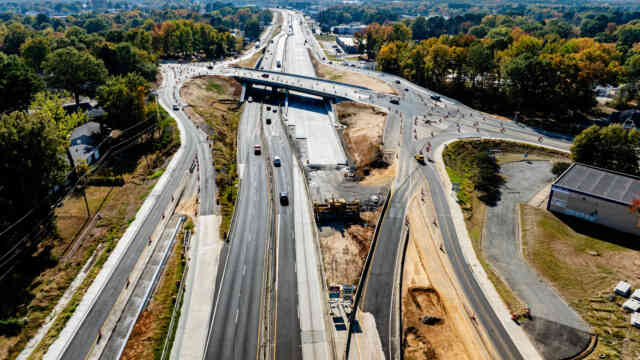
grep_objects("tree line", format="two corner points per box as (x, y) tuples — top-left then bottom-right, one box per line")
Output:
(353, 19), (639, 127)
(0, 7), (264, 231)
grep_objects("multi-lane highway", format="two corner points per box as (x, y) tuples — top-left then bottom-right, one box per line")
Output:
(295, 10), (576, 360)
(260, 16), (303, 359)
(203, 97), (269, 360)
(43, 8), (582, 360)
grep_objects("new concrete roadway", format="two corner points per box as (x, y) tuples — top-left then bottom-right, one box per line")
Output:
(294, 10), (583, 360)
(203, 99), (269, 360)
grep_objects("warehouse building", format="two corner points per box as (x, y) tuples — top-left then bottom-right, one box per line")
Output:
(548, 163), (640, 236)
(336, 36), (358, 54)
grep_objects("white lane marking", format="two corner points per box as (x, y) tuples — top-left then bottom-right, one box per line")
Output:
(243, 265), (246, 276)
(235, 309), (239, 324)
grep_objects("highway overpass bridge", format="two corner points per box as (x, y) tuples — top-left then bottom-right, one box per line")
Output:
(223, 67), (376, 102)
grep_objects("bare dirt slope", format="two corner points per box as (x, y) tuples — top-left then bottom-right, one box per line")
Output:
(336, 101), (387, 168)
(310, 53), (396, 94)
(319, 211), (378, 286)
(404, 193), (492, 360)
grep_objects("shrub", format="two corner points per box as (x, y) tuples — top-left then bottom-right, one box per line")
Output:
(551, 162), (571, 176)
(86, 175), (125, 186)
(0, 317), (25, 336)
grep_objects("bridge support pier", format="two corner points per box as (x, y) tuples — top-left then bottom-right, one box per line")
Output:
(240, 83), (251, 102)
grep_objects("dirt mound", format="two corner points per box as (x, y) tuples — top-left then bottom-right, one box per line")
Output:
(404, 326), (437, 360)
(403, 284), (473, 360)
(408, 287), (446, 318)
(347, 224), (373, 259)
(336, 102), (387, 169)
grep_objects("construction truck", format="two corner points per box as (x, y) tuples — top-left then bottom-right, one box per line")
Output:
(313, 198), (360, 221)
(415, 153), (425, 164)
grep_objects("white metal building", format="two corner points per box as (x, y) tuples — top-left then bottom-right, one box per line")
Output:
(548, 163), (640, 236)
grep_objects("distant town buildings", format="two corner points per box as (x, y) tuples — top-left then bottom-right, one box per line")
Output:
(331, 23), (366, 35)
(336, 36), (358, 54)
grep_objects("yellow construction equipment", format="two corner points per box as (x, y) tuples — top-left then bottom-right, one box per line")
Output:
(415, 153), (425, 164)
(313, 198), (360, 221)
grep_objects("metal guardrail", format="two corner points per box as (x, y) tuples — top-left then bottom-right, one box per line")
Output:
(234, 67), (371, 91)
(160, 229), (191, 360)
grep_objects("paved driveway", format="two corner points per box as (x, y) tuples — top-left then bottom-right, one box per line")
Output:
(484, 161), (589, 332)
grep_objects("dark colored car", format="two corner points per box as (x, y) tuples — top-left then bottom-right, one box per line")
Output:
(431, 94), (441, 101)
(280, 192), (289, 205)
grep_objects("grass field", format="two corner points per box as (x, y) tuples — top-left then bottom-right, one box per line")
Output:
(442, 139), (568, 315)
(180, 76), (242, 239)
(520, 204), (640, 359)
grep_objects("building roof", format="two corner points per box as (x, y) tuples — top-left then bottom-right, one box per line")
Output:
(69, 121), (101, 165)
(553, 163), (640, 206)
(338, 36), (356, 46)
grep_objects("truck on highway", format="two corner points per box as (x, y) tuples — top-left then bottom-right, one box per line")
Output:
(415, 153), (425, 164)
(276, 60), (281, 68)
(254, 144), (262, 155)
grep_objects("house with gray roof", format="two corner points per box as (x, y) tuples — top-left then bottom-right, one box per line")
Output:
(69, 121), (102, 166)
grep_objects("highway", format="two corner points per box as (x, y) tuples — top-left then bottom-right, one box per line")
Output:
(294, 10), (575, 360)
(266, 11), (332, 360)
(260, 15), (303, 359)
(203, 98), (269, 359)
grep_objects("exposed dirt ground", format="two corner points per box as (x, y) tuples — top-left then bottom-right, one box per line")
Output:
(319, 211), (378, 286)
(403, 193), (491, 360)
(359, 162), (397, 187)
(180, 76), (242, 126)
(310, 53), (396, 95)
(520, 204), (640, 359)
(181, 75), (241, 238)
(336, 101), (387, 169)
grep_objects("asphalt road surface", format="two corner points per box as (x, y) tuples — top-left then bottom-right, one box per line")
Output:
(58, 65), (202, 360)
(204, 101), (269, 360)
(485, 161), (589, 331)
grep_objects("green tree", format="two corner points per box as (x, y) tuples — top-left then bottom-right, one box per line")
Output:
(626, 54), (640, 81)
(571, 124), (640, 175)
(244, 18), (261, 40)
(411, 17), (429, 40)
(0, 53), (45, 113)
(468, 24), (489, 38)
(96, 73), (148, 129)
(84, 17), (111, 34)
(2, 22), (29, 54)
(0, 93), (82, 225)
(43, 47), (108, 105)
(20, 36), (50, 72)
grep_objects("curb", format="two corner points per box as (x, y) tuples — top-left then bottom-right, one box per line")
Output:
(44, 78), (189, 359)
